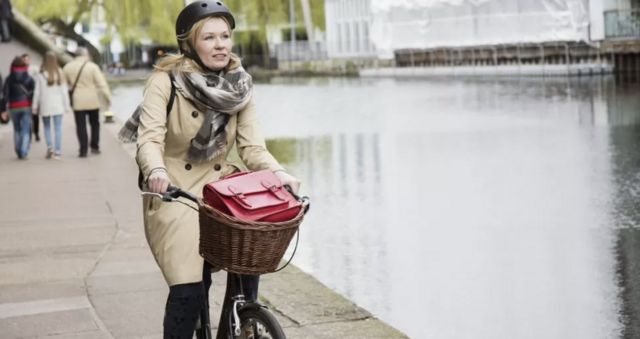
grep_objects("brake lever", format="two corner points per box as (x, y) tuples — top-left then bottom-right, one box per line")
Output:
(284, 185), (311, 214)
(284, 185), (300, 200)
(162, 186), (180, 202)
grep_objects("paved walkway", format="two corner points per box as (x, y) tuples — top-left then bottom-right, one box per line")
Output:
(0, 115), (407, 338)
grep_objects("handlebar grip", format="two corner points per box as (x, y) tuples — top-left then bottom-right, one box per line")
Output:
(284, 185), (311, 214)
(163, 185), (199, 204)
(161, 185), (180, 202)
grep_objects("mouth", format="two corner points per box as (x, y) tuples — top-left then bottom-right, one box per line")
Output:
(212, 54), (227, 59)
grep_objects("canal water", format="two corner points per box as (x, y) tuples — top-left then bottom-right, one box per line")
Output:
(111, 76), (640, 339)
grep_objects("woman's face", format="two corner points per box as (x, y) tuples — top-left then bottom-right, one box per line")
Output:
(194, 17), (232, 71)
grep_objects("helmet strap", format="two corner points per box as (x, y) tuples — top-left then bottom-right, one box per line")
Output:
(183, 43), (219, 73)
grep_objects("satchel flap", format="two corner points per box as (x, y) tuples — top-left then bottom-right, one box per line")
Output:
(209, 170), (283, 197)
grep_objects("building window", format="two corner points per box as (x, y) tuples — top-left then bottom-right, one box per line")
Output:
(337, 22), (343, 53)
(363, 21), (370, 52)
(354, 21), (360, 53)
(345, 22), (351, 53)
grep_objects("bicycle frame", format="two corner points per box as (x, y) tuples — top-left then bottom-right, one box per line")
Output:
(144, 186), (293, 339)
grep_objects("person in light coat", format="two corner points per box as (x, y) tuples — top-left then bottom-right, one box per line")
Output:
(118, 1), (301, 337)
(32, 51), (72, 159)
(63, 47), (111, 157)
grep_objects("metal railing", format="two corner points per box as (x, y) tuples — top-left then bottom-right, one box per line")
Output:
(604, 9), (640, 38)
(274, 41), (328, 62)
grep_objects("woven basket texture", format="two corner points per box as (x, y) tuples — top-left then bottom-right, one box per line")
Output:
(198, 200), (305, 275)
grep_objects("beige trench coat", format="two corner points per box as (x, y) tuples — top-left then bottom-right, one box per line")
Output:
(136, 70), (284, 286)
(62, 56), (112, 111)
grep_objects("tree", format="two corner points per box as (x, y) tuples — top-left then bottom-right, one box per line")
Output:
(102, 0), (184, 45)
(224, 0), (287, 67)
(14, 0), (325, 67)
(14, 0), (101, 60)
(224, 0), (325, 67)
(13, 0), (184, 62)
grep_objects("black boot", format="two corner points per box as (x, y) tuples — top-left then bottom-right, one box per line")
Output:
(164, 282), (206, 339)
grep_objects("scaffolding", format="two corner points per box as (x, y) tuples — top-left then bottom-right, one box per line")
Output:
(369, 0), (591, 58)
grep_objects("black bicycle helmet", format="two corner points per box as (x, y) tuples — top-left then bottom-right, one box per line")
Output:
(175, 1), (236, 71)
(175, 0), (235, 39)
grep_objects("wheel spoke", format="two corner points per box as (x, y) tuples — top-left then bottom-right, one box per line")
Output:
(239, 308), (285, 339)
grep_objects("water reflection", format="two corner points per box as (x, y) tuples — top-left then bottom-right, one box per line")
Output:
(267, 133), (392, 317)
(605, 79), (640, 339)
(610, 120), (640, 338)
(112, 76), (640, 338)
(259, 76), (639, 339)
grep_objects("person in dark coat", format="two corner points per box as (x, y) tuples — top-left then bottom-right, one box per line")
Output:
(22, 53), (40, 141)
(2, 56), (35, 158)
(0, 0), (13, 42)
(0, 72), (8, 123)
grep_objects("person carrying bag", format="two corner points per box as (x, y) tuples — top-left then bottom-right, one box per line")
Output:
(63, 47), (111, 157)
(118, 1), (301, 337)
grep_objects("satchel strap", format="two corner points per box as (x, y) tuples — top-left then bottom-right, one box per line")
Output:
(70, 61), (88, 94)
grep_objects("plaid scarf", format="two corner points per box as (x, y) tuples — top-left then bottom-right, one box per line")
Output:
(118, 67), (253, 162)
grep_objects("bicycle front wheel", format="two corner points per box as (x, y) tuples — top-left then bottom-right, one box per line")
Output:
(238, 307), (286, 339)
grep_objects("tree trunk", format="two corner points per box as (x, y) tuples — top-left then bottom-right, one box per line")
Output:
(11, 10), (72, 64)
(262, 40), (271, 69)
(300, 0), (314, 53)
(43, 18), (102, 63)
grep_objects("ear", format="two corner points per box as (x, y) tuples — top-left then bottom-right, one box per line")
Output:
(181, 41), (192, 54)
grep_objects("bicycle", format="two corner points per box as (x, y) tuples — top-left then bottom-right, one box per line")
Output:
(145, 185), (309, 339)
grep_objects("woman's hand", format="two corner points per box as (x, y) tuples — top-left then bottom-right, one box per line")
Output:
(275, 170), (301, 194)
(147, 168), (171, 194)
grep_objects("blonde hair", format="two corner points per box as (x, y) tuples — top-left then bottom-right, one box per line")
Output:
(41, 51), (63, 86)
(155, 16), (240, 73)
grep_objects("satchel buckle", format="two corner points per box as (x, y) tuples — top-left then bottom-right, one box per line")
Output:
(228, 185), (252, 208)
(261, 180), (286, 201)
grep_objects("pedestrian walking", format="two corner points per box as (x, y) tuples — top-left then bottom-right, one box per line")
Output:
(22, 53), (40, 142)
(118, 1), (301, 337)
(32, 51), (71, 160)
(2, 56), (35, 159)
(0, 73), (7, 124)
(0, 0), (12, 42)
(63, 47), (111, 157)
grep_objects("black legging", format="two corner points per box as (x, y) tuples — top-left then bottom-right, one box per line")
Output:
(32, 113), (39, 140)
(163, 264), (259, 339)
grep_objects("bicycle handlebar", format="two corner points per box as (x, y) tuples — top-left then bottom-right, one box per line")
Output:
(163, 185), (198, 203)
(150, 184), (310, 214)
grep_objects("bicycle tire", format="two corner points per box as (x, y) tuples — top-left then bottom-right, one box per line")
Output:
(238, 307), (286, 339)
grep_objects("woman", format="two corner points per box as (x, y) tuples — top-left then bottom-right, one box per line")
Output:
(2, 56), (34, 159)
(32, 51), (72, 159)
(119, 1), (300, 337)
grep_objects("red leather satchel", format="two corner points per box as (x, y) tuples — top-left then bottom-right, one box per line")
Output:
(202, 170), (302, 222)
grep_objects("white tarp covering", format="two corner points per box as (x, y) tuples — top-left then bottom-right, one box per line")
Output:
(370, 0), (591, 58)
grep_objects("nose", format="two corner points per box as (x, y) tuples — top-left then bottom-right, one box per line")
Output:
(213, 38), (224, 49)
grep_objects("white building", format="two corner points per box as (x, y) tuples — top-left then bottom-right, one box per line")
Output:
(325, 0), (639, 59)
(324, 0), (377, 59)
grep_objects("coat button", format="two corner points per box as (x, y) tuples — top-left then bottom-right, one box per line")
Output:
(185, 163), (192, 170)
(214, 164), (221, 171)
(191, 111), (199, 118)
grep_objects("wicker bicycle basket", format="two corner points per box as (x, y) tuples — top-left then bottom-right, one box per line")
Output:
(197, 200), (305, 275)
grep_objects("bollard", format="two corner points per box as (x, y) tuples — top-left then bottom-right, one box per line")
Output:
(104, 111), (115, 123)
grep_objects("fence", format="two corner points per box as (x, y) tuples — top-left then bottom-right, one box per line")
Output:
(274, 41), (328, 62)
